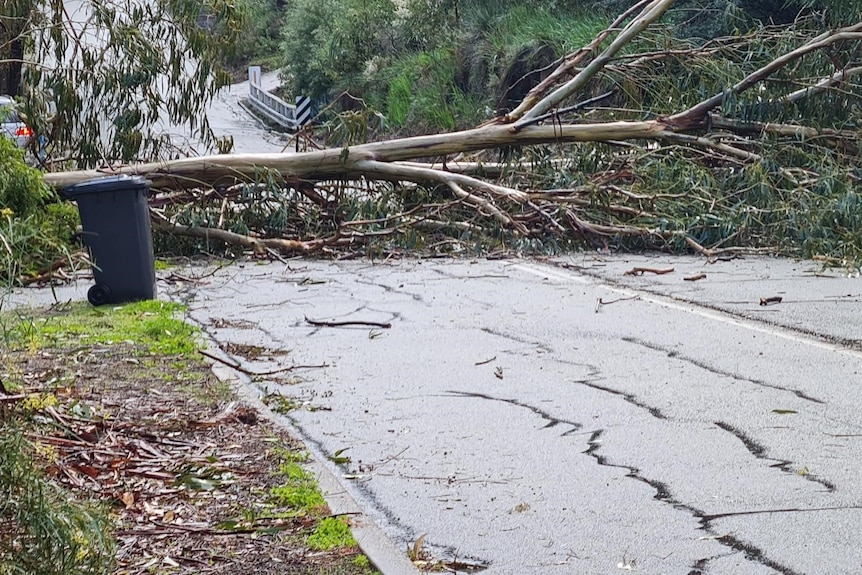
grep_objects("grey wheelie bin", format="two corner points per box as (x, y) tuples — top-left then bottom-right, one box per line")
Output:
(63, 175), (156, 306)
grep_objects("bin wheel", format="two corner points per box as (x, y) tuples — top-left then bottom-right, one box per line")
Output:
(87, 284), (110, 306)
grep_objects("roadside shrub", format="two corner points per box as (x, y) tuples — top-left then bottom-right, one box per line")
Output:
(227, 0), (283, 70)
(0, 138), (79, 287)
(0, 136), (52, 219)
(0, 423), (115, 575)
(279, 0), (397, 102)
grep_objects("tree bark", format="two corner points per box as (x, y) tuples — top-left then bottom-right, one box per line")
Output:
(45, 121), (669, 189)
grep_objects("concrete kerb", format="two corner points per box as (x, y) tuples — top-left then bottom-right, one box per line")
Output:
(202, 345), (420, 575)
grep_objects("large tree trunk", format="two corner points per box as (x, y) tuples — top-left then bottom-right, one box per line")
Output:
(45, 121), (668, 189)
(0, 17), (25, 97)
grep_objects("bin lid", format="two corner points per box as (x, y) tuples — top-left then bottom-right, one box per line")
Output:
(62, 174), (150, 198)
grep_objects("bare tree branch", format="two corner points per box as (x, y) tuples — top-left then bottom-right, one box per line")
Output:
(668, 24), (862, 127)
(513, 0), (676, 127)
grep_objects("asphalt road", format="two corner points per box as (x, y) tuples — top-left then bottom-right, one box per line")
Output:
(140, 254), (862, 575)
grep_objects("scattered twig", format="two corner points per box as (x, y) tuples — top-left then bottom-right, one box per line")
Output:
(759, 296), (783, 306)
(474, 356), (497, 366)
(17, 251), (88, 286)
(596, 295), (640, 312)
(623, 267), (674, 276)
(198, 349), (328, 375)
(305, 317), (392, 329)
(684, 273), (707, 281)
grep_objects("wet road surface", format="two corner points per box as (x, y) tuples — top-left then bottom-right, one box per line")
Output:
(159, 255), (862, 575)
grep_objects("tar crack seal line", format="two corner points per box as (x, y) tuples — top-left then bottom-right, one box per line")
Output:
(623, 336), (825, 404)
(444, 390), (582, 436)
(579, 380), (668, 419)
(714, 421), (836, 492)
(584, 430), (804, 575)
(447, 389), (803, 574)
(480, 327), (555, 354)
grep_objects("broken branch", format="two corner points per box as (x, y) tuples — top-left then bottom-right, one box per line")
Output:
(305, 317), (392, 329)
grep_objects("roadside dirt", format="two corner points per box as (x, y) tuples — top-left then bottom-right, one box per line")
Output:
(2, 341), (373, 575)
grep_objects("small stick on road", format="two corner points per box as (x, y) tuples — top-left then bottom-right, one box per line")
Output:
(595, 295), (640, 312)
(305, 317), (392, 329)
(759, 296), (783, 306)
(623, 267), (674, 276)
(684, 273), (707, 281)
(199, 350), (328, 375)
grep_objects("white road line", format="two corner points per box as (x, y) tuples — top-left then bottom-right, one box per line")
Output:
(510, 262), (862, 359)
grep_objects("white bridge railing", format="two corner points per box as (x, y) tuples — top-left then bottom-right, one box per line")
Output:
(247, 66), (311, 131)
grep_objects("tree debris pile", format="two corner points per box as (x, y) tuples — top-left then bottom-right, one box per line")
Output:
(45, 0), (862, 265)
(1, 341), (371, 575)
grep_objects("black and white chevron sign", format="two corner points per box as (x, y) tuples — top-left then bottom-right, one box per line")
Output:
(295, 96), (312, 126)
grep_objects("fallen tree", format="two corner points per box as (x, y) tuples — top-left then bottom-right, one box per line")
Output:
(43, 0), (862, 263)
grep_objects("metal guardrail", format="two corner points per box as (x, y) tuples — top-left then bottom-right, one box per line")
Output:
(247, 66), (311, 131)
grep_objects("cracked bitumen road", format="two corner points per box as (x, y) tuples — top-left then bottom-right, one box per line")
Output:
(11, 254), (862, 574)
(162, 254), (862, 575)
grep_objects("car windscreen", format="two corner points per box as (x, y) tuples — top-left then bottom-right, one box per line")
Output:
(0, 106), (21, 123)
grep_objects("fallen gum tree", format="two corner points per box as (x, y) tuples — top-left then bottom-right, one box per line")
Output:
(43, 0), (862, 263)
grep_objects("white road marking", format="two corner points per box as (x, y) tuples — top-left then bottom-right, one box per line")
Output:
(510, 262), (862, 359)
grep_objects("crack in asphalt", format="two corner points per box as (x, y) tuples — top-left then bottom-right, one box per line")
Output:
(687, 553), (739, 575)
(701, 505), (862, 522)
(447, 390), (803, 573)
(584, 430), (684, 505)
(713, 534), (804, 575)
(439, 388), (813, 574)
(688, 555), (712, 575)
(445, 391), (582, 436)
(622, 336), (825, 404)
(579, 381), (669, 420)
(353, 278), (426, 303)
(714, 421), (836, 492)
(583, 430), (804, 575)
(479, 327), (555, 354)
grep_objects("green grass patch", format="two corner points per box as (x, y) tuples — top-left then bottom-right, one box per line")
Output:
(307, 516), (357, 551)
(480, 4), (607, 56)
(1, 300), (199, 356)
(269, 459), (327, 513)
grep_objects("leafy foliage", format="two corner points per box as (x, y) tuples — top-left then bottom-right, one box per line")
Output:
(0, 425), (115, 575)
(3, 0), (244, 167)
(279, 0), (397, 102)
(0, 136), (52, 218)
(227, 0), (285, 70)
(0, 138), (78, 286)
(280, 0), (608, 132)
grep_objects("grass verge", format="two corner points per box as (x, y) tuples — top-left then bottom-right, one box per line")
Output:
(0, 299), (377, 575)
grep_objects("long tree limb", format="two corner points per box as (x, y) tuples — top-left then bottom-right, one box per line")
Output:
(152, 222), (334, 253)
(710, 116), (859, 145)
(779, 65), (862, 105)
(514, 0), (676, 127)
(44, 121), (669, 189)
(660, 132), (762, 162)
(667, 25), (862, 127)
(356, 159), (529, 202)
(354, 159), (529, 233)
(504, 0), (657, 121)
